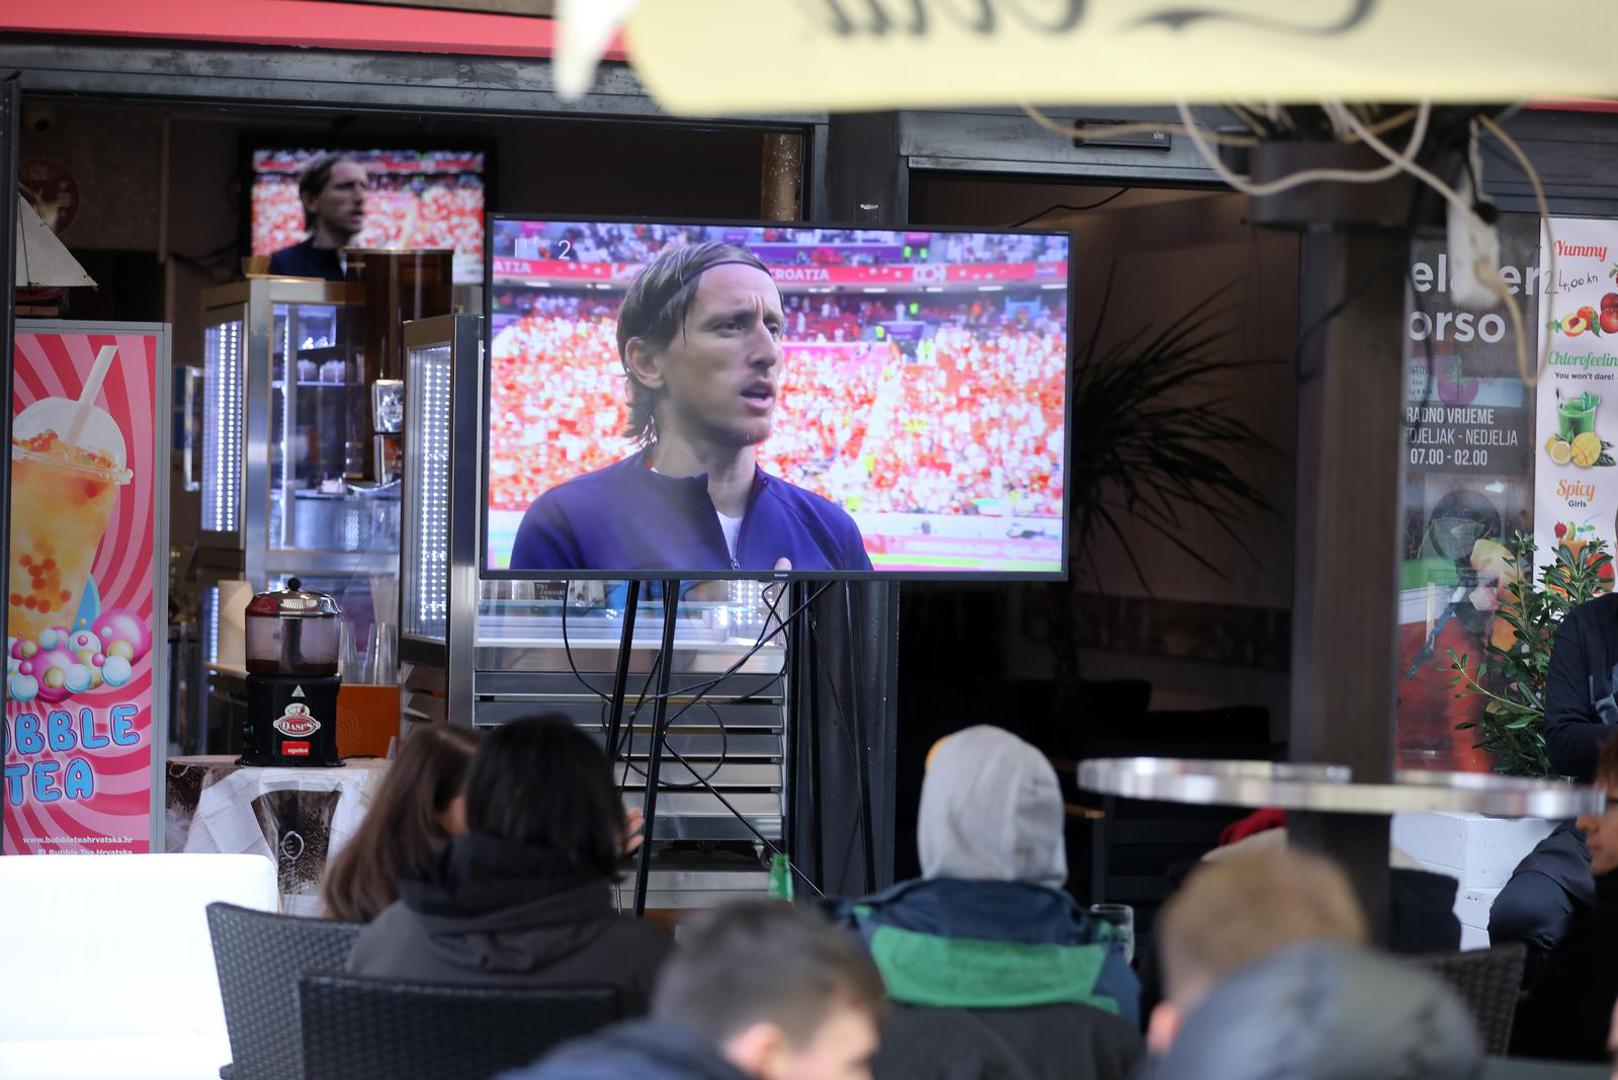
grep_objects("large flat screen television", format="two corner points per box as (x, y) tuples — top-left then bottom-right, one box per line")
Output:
(248, 143), (487, 284)
(484, 217), (1071, 580)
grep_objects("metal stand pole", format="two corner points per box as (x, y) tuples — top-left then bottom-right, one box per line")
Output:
(603, 579), (642, 764)
(632, 581), (681, 917)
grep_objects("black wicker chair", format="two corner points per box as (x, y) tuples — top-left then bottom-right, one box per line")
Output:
(206, 902), (363, 1080)
(298, 972), (623, 1080)
(1409, 943), (1527, 1057)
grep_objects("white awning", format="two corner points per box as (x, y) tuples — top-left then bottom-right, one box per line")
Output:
(559, 1), (1618, 115)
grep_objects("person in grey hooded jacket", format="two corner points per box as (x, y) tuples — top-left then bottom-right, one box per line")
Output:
(346, 715), (672, 1012)
(1145, 942), (1481, 1080)
(829, 725), (1141, 1080)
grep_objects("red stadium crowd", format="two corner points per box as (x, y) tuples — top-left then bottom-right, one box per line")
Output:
(253, 174), (484, 259)
(488, 293), (1066, 520)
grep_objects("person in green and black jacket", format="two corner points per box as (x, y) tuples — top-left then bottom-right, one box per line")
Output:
(828, 725), (1141, 1080)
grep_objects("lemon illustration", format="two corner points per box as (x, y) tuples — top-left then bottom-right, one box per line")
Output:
(1573, 431), (1603, 467)
(1549, 439), (1574, 466)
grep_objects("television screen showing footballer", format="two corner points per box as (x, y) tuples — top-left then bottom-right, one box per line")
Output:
(484, 218), (1071, 580)
(250, 145), (487, 283)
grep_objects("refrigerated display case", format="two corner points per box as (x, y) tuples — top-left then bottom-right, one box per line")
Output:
(399, 314), (788, 907)
(194, 279), (400, 751)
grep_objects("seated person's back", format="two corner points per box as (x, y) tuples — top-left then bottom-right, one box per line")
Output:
(347, 715), (671, 1013)
(1148, 942), (1480, 1080)
(508, 900), (886, 1080)
(829, 725), (1141, 1080)
(1512, 727), (1618, 1062)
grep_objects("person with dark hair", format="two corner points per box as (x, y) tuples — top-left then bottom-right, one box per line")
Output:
(1512, 728), (1618, 1062)
(267, 152), (367, 281)
(321, 723), (480, 923)
(506, 900), (886, 1080)
(830, 726), (1141, 1080)
(509, 241), (871, 573)
(346, 715), (672, 1011)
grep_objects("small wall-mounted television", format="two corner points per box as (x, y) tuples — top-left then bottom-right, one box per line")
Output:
(484, 216), (1071, 581)
(247, 143), (488, 284)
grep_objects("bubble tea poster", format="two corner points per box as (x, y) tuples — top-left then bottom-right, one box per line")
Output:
(4, 323), (169, 854)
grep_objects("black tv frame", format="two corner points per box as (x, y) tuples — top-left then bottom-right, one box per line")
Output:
(480, 212), (1074, 583)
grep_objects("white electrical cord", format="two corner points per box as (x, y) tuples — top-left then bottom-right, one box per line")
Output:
(1173, 100), (1431, 197)
(1332, 103), (1535, 384)
(1328, 102), (1476, 227)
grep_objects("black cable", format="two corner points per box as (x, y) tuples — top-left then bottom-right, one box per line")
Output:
(560, 585), (616, 705)
(559, 581), (824, 897)
(611, 699), (729, 788)
(615, 583), (791, 788)
(653, 735), (826, 898)
(1008, 188), (1129, 228)
(627, 583), (832, 711)
(1290, 245), (1409, 384)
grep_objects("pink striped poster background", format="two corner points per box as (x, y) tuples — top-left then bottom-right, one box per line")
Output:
(5, 327), (162, 854)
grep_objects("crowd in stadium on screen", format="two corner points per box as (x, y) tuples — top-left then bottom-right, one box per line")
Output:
(488, 290), (1065, 521)
(252, 173), (484, 257)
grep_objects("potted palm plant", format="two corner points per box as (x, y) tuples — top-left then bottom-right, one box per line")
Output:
(1046, 277), (1275, 688)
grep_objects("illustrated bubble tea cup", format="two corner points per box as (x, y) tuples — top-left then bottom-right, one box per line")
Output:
(7, 347), (132, 645)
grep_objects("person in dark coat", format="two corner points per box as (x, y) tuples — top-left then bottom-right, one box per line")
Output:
(346, 714), (671, 1013)
(828, 726), (1141, 1080)
(1512, 728), (1618, 1062)
(505, 900), (887, 1080)
(267, 152), (367, 281)
(1488, 588), (1618, 975)
(1144, 942), (1481, 1080)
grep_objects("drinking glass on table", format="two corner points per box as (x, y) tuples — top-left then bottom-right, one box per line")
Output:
(1089, 903), (1136, 965)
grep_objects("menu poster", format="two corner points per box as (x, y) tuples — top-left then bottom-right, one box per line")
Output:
(3, 323), (169, 854)
(1397, 218), (1540, 772)
(1534, 218), (1618, 578)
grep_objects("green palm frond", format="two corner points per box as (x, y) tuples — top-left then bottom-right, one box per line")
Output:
(1048, 271), (1276, 684)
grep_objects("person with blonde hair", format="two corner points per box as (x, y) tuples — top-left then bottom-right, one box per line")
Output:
(1148, 847), (1368, 1051)
(1144, 849), (1480, 1080)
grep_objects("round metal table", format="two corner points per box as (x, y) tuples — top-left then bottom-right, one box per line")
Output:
(1076, 758), (1603, 818)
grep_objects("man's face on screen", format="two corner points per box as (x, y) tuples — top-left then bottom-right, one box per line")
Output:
(648, 264), (785, 450)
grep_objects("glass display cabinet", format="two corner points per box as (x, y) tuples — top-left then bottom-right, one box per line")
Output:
(194, 279), (400, 749)
(400, 315), (788, 908)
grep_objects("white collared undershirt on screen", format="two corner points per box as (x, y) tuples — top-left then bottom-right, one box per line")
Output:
(716, 510), (743, 561)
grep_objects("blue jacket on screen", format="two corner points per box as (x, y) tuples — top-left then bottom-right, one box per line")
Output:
(509, 447), (872, 574)
(267, 239), (345, 282)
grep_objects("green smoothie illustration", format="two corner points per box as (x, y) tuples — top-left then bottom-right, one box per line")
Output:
(1560, 391), (1601, 440)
